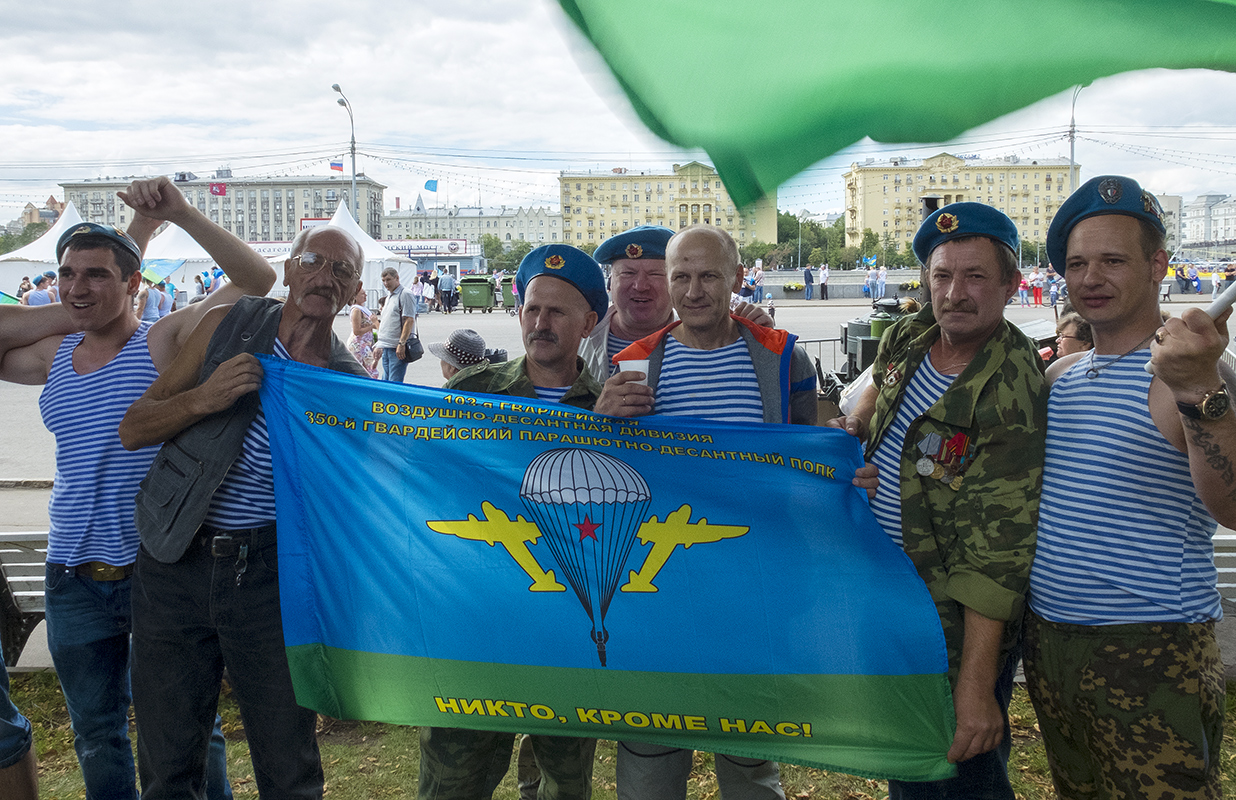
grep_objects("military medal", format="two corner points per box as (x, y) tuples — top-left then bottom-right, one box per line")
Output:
(950, 476), (964, 491)
(884, 365), (902, 387)
(915, 433), (943, 477)
(931, 464), (945, 480)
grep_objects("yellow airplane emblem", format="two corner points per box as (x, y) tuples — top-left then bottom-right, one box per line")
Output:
(428, 502), (747, 594)
(427, 502), (565, 591)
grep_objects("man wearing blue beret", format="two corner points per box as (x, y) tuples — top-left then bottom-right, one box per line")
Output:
(582, 226), (675, 380)
(831, 202), (1048, 800)
(596, 225), (819, 799)
(1025, 175), (1236, 799)
(583, 226), (772, 382)
(423, 244), (606, 800)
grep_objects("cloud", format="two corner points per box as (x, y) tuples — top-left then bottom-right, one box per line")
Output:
(4, 1), (1236, 218)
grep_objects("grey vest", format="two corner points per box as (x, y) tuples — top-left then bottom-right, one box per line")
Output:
(134, 296), (367, 563)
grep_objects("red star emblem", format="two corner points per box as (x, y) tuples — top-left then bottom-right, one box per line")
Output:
(575, 516), (601, 542)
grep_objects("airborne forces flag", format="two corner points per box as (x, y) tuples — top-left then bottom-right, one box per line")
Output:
(259, 356), (957, 781)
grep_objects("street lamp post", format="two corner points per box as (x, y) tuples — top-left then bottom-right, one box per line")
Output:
(1068, 84), (1084, 193)
(797, 215), (803, 271)
(332, 83), (359, 225)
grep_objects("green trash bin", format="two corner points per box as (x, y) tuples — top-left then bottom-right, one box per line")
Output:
(459, 275), (494, 314)
(501, 276), (516, 311)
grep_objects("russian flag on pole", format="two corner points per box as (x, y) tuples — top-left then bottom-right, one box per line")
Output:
(259, 356), (957, 782)
(330, 160), (344, 172)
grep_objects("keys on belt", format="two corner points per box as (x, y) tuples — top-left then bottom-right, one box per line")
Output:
(204, 534), (250, 586)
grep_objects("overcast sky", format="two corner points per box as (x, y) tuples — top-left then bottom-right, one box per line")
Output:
(5, 0), (1236, 223)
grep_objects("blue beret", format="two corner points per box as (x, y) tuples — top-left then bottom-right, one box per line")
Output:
(913, 203), (1019, 266)
(57, 222), (143, 264)
(516, 244), (608, 320)
(1047, 176), (1166, 272)
(592, 225), (674, 265)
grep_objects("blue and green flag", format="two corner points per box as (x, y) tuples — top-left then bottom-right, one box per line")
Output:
(260, 357), (956, 781)
(558, 0), (1236, 206)
(141, 258), (185, 283)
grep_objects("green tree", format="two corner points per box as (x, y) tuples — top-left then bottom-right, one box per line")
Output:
(480, 234), (504, 262)
(776, 210), (799, 243)
(762, 242), (796, 269)
(0, 222), (49, 256)
(492, 240), (534, 273)
(578, 242), (598, 257)
(859, 229), (879, 258)
(808, 246), (827, 266)
(740, 240), (777, 265)
(898, 241), (919, 269)
(1021, 239), (1047, 268)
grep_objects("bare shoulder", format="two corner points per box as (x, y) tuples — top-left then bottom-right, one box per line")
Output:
(1045, 351), (1088, 385)
(0, 334), (66, 386)
(147, 303), (233, 373)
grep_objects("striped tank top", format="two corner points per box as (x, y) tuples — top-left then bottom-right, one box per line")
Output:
(653, 337), (764, 422)
(1030, 348), (1220, 624)
(202, 340), (290, 530)
(39, 323), (161, 566)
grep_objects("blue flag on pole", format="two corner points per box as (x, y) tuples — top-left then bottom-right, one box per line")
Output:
(258, 357), (957, 781)
(425, 180), (439, 192)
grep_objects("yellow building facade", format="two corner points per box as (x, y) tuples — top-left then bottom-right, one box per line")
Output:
(842, 153), (1081, 252)
(558, 162), (777, 248)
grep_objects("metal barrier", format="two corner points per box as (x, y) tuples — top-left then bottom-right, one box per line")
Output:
(796, 338), (845, 373)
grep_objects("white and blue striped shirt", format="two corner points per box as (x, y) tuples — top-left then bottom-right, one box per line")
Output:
(605, 333), (635, 378)
(654, 337), (764, 423)
(1030, 348), (1220, 624)
(534, 386), (569, 404)
(202, 340), (291, 530)
(869, 356), (957, 548)
(40, 324), (161, 566)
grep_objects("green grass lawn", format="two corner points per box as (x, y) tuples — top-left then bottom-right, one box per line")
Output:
(11, 672), (1236, 799)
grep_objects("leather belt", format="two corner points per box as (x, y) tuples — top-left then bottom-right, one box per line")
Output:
(196, 523), (277, 557)
(50, 561), (135, 581)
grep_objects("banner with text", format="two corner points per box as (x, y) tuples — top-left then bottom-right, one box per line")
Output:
(259, 356), (956, 781)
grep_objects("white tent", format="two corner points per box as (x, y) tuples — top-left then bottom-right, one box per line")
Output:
(0, 202), (84, 293)
(325, 204), (415, 291)
(144, 222), (213, 262)
(138, 222), (223, 295)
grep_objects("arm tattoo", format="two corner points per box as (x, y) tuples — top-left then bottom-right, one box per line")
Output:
(1182, 417), (1236, 502)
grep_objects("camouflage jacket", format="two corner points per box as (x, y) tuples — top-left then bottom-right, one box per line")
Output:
(866, 305), (1047, 676)
(446, 355), (602, 411)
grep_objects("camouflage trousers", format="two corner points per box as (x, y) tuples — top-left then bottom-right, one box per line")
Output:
(417, 726), (596, 800)
(1023, 612), (1224, 800)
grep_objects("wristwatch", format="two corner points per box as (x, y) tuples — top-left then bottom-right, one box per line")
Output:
(1177, 385), (1231, 420)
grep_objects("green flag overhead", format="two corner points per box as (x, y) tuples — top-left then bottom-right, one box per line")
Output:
(559, 0), (1236, 206)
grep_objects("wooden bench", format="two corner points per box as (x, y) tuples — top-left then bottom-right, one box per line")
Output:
(0, 531), (48, 668)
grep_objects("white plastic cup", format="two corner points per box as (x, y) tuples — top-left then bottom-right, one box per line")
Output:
(618, 359), (650, 386)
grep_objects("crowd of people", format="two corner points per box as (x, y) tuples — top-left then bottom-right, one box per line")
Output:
(0, 172), (1232, 800)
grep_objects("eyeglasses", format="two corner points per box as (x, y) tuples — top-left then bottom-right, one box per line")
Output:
(1056, 333), (1082, 341)
(292, 252), (360, 281)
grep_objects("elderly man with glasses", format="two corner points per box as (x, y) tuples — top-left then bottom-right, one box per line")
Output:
(117, 225), (370, 800)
